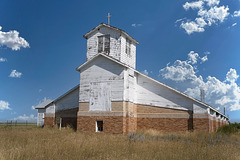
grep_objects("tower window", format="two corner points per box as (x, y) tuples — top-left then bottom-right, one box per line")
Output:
(98, 35), (110, 55)
(96, 120), (103, 132)
(125, 38), (131, 55)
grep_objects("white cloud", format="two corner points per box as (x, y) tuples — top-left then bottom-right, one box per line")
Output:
(196, 17), (207, 28)
(14, 114), (37, 122)
(183, 1), (204, 10)
(0, 26), (29, 51)
(31, 106), (35, 110)
(204, 0), (220, 7)
(9, 70), (22, 78)
(180, 1), (230, 34)
(233, 10), (240, 17)
(175, 18), (184, 23)
(0, 100), (11, 110)
(198, 6), (229, 24)
(188, 51), (199, 64)
(131, 23), (142, 27)
(181, 21), (205, 34)
(159, 52), (240, 112)
(0, 57), (7, 62)
(160, 60), (196, 81)
(201, 56), (208, 63)
(226, 68), (239, 83)
(232, 23), (237, 27)
(142, 69), (149, 76)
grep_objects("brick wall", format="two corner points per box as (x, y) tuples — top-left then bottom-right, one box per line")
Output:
(44, 117), (55, 127)
(77, 102), (226, 134)
(77, 116), (123, 134)
(137, 118), (189, 132)
(136, 104), (191, 132)
(193, 118), (209, 132)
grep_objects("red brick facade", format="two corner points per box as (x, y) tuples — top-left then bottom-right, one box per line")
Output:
(44, 117), (55, 127)
(76, 102), (229, 134)
(45, 101), (228, 134)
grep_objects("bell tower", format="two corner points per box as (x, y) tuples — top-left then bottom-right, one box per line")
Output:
(83, 23), (139, 69)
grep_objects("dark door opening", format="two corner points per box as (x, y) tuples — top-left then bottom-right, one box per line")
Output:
(96, 120), (103, 132)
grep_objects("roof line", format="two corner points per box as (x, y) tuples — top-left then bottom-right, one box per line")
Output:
(83, 23), (139, 44)
(36, 84), (79, 109)
(53, 84), (79, 103)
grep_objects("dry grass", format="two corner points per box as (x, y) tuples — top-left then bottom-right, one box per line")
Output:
(0, 126), (239, 160)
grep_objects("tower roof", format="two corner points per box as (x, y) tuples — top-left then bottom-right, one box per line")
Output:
(83, 23), (139, 44)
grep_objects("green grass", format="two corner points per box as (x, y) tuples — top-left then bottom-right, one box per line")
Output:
(0, 126), (239, 160)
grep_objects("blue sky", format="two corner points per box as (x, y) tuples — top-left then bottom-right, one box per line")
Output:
(0, 0), (240, 123)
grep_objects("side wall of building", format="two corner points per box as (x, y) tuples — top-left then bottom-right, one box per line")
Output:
(37, 108), (45, 127)
(44, 103), (55, 127)
(136, 74), (193, 111)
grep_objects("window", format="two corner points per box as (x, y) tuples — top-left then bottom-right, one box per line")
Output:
(98, 35), (110, 55)
(125, 38), (131, 55)
(96, 120), (103, 132)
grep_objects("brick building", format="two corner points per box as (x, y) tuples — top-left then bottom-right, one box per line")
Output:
(36, 23), (229, 134)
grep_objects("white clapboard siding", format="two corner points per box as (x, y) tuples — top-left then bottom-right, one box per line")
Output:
(120, 35), (136, 69)
(87, 27), (121, 61)
(37, 109), (45, 127)
(79, 56), (124, 102)
(123, 68), (136, 102)
(86, 26), (137, 69)
(55, 87), (79, 112)
(136, 74), (194, 110)
(46, 103), (55, 114)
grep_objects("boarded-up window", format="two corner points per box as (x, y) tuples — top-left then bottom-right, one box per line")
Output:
(98, 36), (103, 53)
(125, 38), (131, 55)
(89, 82), (111, 111)
(98, 35), (110, 55)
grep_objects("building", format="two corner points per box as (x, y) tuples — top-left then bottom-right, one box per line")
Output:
(36, 23), (229, 134)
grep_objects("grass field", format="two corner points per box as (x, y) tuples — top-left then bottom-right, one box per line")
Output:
(0, 126), (239, 160)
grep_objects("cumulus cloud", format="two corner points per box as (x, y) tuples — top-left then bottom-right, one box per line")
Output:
(179, 0), (230, 34)
(0, 26), (29, 50)
(159, 51), (240, 112)
(9, 70), (22, 78)
(160, 60), (196, 81)
(0, 100), (11, 110)
(204, 0), (220, 7)
(0, 57), (7, 62)
(180, 21), (205, 34)
(233, 10), (240, 17)
(14, 114), (37, 122)
(226, 68), (239, 83)
(198, 6), (229, 24)
(183, 1), (204, 10)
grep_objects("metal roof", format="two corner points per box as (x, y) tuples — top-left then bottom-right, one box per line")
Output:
(35, 99), (53, 109)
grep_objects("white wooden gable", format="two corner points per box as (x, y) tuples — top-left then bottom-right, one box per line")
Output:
(83, 23), (138, 69)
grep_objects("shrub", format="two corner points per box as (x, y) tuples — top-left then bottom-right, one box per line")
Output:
(217, 124), (239, 134)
